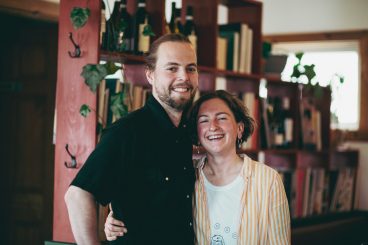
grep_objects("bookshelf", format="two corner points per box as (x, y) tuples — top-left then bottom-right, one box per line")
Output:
(53, 0), (361, 243)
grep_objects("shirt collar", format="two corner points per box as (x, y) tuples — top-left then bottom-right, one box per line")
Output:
(145, 95), (188, 131)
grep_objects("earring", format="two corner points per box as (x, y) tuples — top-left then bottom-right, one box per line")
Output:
(196, 142), (201, 154)
(237, 137), (243, 149)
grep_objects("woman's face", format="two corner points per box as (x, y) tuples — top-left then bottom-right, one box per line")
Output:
(197, 98), (244, 155)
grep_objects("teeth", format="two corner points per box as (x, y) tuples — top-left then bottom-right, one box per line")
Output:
(173, 87), (189, 92)
(207, 135), (224, 140)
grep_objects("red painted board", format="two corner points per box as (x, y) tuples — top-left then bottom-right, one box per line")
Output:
(53, 0), (100, 242)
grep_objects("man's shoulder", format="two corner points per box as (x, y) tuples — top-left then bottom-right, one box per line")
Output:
(106, 107), (151, 131)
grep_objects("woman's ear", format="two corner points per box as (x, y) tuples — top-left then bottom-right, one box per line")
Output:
(145, 69), (154, 85)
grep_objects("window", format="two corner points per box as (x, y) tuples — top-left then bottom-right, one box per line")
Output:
(272, 41), (360, 130)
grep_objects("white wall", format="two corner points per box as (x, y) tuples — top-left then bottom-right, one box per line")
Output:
(262, 0), (368, 35)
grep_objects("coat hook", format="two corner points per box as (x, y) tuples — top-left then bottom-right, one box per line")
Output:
(65, 144), (78, 168)
(68, 32), (81, 58)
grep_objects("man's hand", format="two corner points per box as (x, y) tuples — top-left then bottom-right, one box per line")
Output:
(104, 210), (127, 241)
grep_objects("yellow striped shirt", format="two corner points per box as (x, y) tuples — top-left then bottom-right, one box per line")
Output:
(193, 155), (291, 245)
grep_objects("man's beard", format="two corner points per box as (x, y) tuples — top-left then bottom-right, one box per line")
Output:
(156, 84), (196, 112)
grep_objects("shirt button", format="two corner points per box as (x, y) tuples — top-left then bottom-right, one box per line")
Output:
(175, 139), (179, 143)
(183, 166), (187, 170)
(186, 194), (190, 199)
(165, 177), (169, 181)
(189, 222), (192, 227)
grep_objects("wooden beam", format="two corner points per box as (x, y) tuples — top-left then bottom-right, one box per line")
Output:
(53, 0), (100, 242)
(263, 30), (368, 43)
(360, 37), (368, 131)
(0, 0), (59, 22)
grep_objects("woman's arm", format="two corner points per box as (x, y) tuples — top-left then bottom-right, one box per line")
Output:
(268, 173), (291, 245)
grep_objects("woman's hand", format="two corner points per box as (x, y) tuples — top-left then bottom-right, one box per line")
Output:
(104, 211), (127, 241)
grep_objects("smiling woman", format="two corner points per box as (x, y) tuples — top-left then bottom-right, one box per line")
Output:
(187, 90), (290, 245)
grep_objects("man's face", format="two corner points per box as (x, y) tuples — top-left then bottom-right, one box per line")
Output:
(146, 41), (199, 112)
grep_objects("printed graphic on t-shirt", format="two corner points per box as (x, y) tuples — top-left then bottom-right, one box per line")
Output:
(211, 222), (238, 244)
(211, 234), (225, 245)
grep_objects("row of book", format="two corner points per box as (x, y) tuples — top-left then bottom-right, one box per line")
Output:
(279, 167), (356, 218)
(300, 97), (322, 151)
(261, 96), (294, 149)
(217, 23), (253, 73)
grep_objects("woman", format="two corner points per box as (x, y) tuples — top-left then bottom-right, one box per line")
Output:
(105, 90), (291, 244)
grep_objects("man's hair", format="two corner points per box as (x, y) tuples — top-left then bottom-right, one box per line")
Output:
(144, 33), (193, 71)
(187, 90), (256, 148)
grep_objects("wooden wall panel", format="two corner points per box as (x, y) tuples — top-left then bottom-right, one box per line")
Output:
(53, 0), (100, 242)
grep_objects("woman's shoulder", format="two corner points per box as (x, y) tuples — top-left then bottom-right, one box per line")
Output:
(245, 156), (280, 180)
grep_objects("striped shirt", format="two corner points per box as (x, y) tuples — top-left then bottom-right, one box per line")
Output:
(193, 155), (291, 245)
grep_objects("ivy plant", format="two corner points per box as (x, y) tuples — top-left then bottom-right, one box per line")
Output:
(290, 52), (323, 98)
(143, 24), (155, 37)
(70, 7), (90, 29)
(81, 61), (120, 92)
(80, 61), (129, 126)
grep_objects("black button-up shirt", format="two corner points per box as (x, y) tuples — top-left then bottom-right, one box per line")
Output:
(72, 96), (195, 244)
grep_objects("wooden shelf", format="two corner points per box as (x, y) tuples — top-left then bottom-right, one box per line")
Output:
(100, 51), (145, 64)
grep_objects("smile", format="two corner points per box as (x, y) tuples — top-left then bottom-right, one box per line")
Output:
(207, 134), (225, 140)
(172, 87), (190, 92)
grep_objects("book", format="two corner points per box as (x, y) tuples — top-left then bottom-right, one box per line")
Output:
(244, 27), (253, 73)
(241, 92), (259, 150)
(295, 168), (306, 218)
(219, 30), (240, 71)
(219, 23), (251, 73)
(216, 36), (228, 70)
(302, 168), (312, 217)
(215, 76), (227, 90)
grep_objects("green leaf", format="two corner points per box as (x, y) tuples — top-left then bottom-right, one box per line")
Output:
(304, 64), (316, 83)
(70, 7), (90, 29)
(143, 24), (155, 37)
(111, 92), (128, 119)
(80, 104), (91, 117)
(120, 20), (128, 32)
(81, 64), (108, 92)
(291, 64), (302, 79)
(104, 61), (120, 75)
(295, 52), (304, 62)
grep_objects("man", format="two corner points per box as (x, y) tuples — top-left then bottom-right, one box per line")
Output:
(65, 33), (199, 245)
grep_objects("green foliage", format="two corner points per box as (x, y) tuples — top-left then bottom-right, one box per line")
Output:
(105, 61), (121, 75)
(80, 104), (91, 117)
(303, 64), (316, 82)
(290, 52), (344, 100)
(143, 24), (155, 37)
(81, 62), (121, 92)
(81, 64), (108, 92)
(70, 7), (90, 29)
(291, 52), (316, 84)
(120, 20), (129, 32)
(111, 92), (129, 119)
